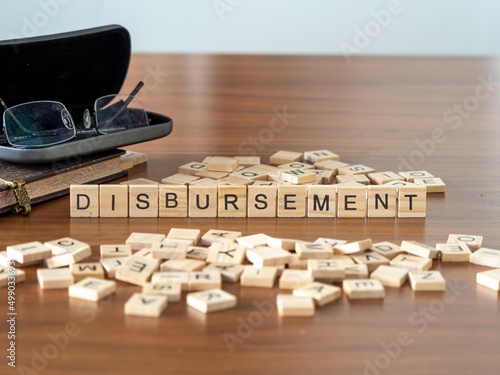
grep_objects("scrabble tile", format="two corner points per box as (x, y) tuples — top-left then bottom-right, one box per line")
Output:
(120, 178), (159, 186)
(161, 173), (200, 185)
(70, 262), (104, 282)
(413, 177), (446, 193)
(436, 243), (471, 262)
(193, 170), (229, 180)
(408, 271), (446, 291)
(367, 185), (397, 218)
(476, 269), (500, 291)
(178, 162), (208, 176)
(0, 251), (40, 268)
(100, 257), (129, 279)
(100, 244), (132, 259)
(383, 180), (416, 187)
(336, 174), (370, 185)
(334, 239), (373, 255)
(288, 255), (309, 270)
(70, 185), (99, 218)
(120, 151), (147, 169)
(129, 185), (158, 217)
(230, 167), (268, 181)
(313, 160), (349, 174)
(207, 156), (239, 172)
(370, 265), (409, 288)
(307, 185), (337, 218)
(37, 268), (74, 289)
(308, 259), (345, 280)
(276, 294), (315, 317)
(338, 164), (375, 176)
(447, 234), (483, 252)
(124, 293), (168, 318)
(167, 228), (201, 244)
(236, 233), (272, 249)
(268, 237), (303, 251)
(151, 272), (189, 291)
(342, 264), (369, 279)
(278, 162), (314, 170)
(278, 169), (316, 184)
(189, 178), (220, 186)
(142, 282), (182, 302)
(201, 229), (242, 246)
(188, 271), (222, 291)
(159, 185), (188, 217)
(315, 238), (347, 251)
(206, 243), (247, 264)
(293, 282), (342, 306)
(247, 185), (278, 217)
(132, 249), (162, 267)
(125, 232), (165, 250)
(304, 150), (340, 163)
(398, 170), (434, 182)
(186, 246), (209, 260)
(6, 241), (51, 264)
(400, 241), (439, 259)
(343, 279), (385, 300)
(44, 238), (92, 269)
(269, 151), (303, 165)
(187, 289), (237, 313)
(115, 257), (159, 286)
(68, 277), (116, 301)
(277, 185), (307, 217)
(351, 252), (391, 272)
(240, 266), (278, 288)
(151, 239), (191, 260)
(279, 269), (314, 289)
(99, 184), (128, 217)
(235, 156), (261, 167)
(470, 248), (500, 268)
(390, 254), (432, 271)
(188, 185), (218, 217)
(217, 185), (247, 217)
(160, 259), (206, 272)
(203, 263), (245, 283)
(368, 171), (405, 185)
(337, 184), (367, 218)
(0, 266), (25, 287)
(309, 169), (336, 184)
(246, 246), (292, 267)
(218, 176), (254, 186)
(398, 186), (426, 218)
(370, 242), (404, 260)
(296, 242), (333, 260)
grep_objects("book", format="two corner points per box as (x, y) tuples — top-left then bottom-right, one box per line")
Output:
(0, 149), (128, 215)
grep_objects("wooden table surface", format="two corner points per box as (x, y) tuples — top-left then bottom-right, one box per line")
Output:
(2, 54), (500, 375)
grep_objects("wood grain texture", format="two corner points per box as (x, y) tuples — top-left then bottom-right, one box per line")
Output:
(1, 54), (500, 375)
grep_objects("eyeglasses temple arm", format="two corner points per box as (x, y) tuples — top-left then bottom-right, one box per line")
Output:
(122, 81), (144, 109)
(0, 97), (29, 135)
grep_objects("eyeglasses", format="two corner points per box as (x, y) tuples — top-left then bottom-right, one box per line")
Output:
(0, 81), (148, 148)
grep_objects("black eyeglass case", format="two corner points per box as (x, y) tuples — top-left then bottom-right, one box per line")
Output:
(0, 25), (173, 164)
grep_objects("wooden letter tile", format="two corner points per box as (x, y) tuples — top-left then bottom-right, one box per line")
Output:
(6, 241), (51, 264)
(37, 268), (74, 289)
(370, 242), (404, 260)
(269, 151), (303, 165)
(70, 262), (104, 282)
(398, 170), (434, 182)
(408, 271), (446, 291)
(186, 246), (209, 260)
(151, 239), (191, 260)
(187, 271), (222, 291)
(398, 186), (426, 218)
(342, 264), (369, 279)
(187, 288), (237, 313)
(401, 240), (439, 259)
(167, 228), (201, 244)
(44, 238), (92, 269)
(125, 232), (165, 250)
(207, 156), (239, 172)
(240, 266), (278, 288)
(338, 164), (375, 176)
(367, 185), (397, 218)
(152, 272), (190, 291)
(142, 282), (182, 302)
(390, 254), (432, 271)
(307, 185), (337, 218)
(447, 234), (483, 252)
(207, 243), (247, 264)
(70, 185), (99, 218)
(343, 279), (385, 300)
(413, 177), (446, 193)
(476, 269), (500, 291)
(277, 185), (307, 217)
(218, 185), (247, 217)
(178, 161), (207, 176)
(436, 243), (471, 262)
(279, 269), (314, 289)
(247, 185), (277, 218)
(293, 282), (342, 306)
(189, 185), (218, 217)
(304, 150), (340, 163)
(334, 239), (373, 255)
(236, 233), (272, 249)
(100, 257), (129, 279)
(99, 184), (128, 217)
(68, 277), (116, 301)
(203, 263), (245, 283)
(159, 185), (188, 218)
(470, 247), (500, 268)
(100, 244), (132, 259)
(276, 294), (315, 317)
(351, 252), (391, 272)
(124, 293), (168, 317)
(160, 259), (206, 272)
(308, 259), (345, 280)
(129, 185), (158, 217)
(296, 242), (333, 260)
(370, 265), (409, 288)
(368, 171), (404, 185)
(337, 184), (367, 218)
(246, 246), (292, 267)
(115, 257), (159, 286)
(201, 229), (242, 246)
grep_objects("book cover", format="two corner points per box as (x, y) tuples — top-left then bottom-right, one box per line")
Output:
(0, 149), (128, 215)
